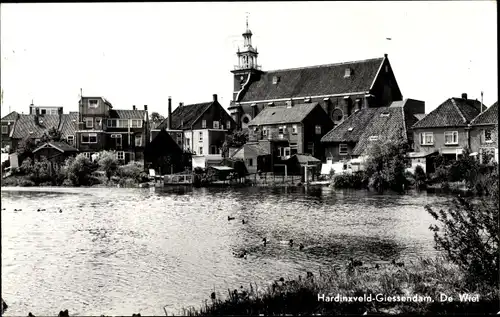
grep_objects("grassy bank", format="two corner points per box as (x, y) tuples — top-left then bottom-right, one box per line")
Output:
(182, 257), (498, 315)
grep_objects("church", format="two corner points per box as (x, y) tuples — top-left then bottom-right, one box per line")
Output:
(228, 19), (404, 130)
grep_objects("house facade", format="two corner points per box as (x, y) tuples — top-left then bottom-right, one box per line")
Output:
(75, 96), (149, 163)
(227, 20), (403, 131)
(469, 101), (498, 163)
(243, 102), (334, 170)
(321, 99), (423, 163)
(411, 94), (482, 162)
(154, 94), (236, 169)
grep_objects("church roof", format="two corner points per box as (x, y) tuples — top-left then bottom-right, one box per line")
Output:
(247, 103), (320, 126)
(238, 56), (385, 103)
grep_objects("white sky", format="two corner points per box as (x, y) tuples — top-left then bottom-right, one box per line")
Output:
(0, 1), (497, 117)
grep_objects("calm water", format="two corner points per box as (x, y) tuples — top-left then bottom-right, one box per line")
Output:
(1, 186), (449, 315)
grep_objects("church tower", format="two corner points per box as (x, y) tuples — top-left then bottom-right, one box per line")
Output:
(229, 15), (264, 129)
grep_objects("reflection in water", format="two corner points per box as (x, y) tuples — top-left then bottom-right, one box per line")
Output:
(1, 186), (448, 315)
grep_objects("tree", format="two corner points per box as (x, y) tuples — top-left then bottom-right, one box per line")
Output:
(97, 150), (118, 180)
(221, 130), (248, 158)
(150, 112), (165, 124)
(426, 166), (498, 288)
(17, 137), (36, 162)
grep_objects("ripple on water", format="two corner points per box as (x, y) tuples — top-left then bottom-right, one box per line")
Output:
(1, 187), (445, 315)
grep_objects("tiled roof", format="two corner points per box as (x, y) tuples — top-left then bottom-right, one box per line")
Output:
(157, 102), (212, 130)
(412, 98), (482, 129)
(248, 103), (319, 126)
(33, 141), (78, 153)
(1, 111), (19, 121)
(109, 109), (147, 119)
(239, 57), (384, 102)
(352, 107), (408, 155)
(470, 101), (498, 126)
(321, 108), (379, 143)
(11, 114), (61, 139)
(59, 112), (78, 138)
(291, 154), (321, 164)
(232, 142), (269, 159)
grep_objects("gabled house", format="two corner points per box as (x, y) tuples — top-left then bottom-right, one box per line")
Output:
(33, 141), (79, 165)
(1, 111), (19, 149)
(247, 102), (334, 162)
(411, 93), (482, 162)
(144, 128), (187, 174)
(228, 20), (403, 130)
(76, 96), (149, 163)
(470, 101), (498, 163)
(230, 142), (270, 174)
(9, 113), (63, 150)
(154, 94), (236, 169)
(321, 99), (423, 163)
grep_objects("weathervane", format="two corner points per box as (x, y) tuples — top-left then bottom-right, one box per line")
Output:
(245, 12), (250, 29)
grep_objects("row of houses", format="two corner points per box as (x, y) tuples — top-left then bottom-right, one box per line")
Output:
(1, 19), (498, 177)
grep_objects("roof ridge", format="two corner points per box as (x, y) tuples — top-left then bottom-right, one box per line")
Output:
(451, 98), (468, 123)
(264, 57), (384, 73)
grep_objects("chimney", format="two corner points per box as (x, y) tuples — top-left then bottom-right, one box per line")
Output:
(144, 105), (148, 111)
(180, 102), (184, 107)
(251, 103), (258, 118)
(133, 105), (136, 110)
(384, 53), (388, 58)
(168, 97), (172, 130)
(213, 94), (218, 102)
(461, 93), (467, 99)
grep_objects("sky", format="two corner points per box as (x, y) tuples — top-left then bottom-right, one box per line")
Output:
(0, 1), (497, 117)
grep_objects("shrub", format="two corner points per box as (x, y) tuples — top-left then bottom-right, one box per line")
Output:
(414, 165), (427, 189)
(97, 150), (118, 180)
(20, 157), (34, 175)
(331, 171), (366, 189)
(426, 167), (499, 288)
(117, 162), (147, 183)
(63, 154), (98, 186)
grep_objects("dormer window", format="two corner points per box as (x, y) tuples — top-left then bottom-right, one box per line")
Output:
(344, 68), (351, 78)
(348, 127), (354, 132)
(380, 112), (390, 117)
(304, 97), (311, 103)
(272, 76), (280, 84)
(88, 99), (98, 109)
(369, 136), (379, 141)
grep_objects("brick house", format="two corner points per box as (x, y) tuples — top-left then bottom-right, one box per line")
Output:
(411, 94), (482, 162)
(469, 101), (498, 163)
(76, 96), (150, 163)
(227, 20), (403, 131)
(154, 94), (236, 169)
(243, 102), (333, 171)
(321, 100), (421, 163)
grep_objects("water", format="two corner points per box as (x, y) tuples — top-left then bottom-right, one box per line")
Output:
(1, 186), (449, 315)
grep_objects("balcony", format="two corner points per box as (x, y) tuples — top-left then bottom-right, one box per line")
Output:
(233, 64), (262, 71)
(249, 131), (290, 142)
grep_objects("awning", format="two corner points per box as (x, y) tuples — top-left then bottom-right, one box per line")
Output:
(408, 151), (438, 158)
(440, 148), (463, 155)
(210, 166), (234, 171)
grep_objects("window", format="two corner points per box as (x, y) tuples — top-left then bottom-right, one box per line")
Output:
(116, 151), (125, 161)
(278, 125), (286, 134)
(344, 68), (351, 78)
(40, 109), (47, 115)
(263, 128), (268, 136)
(119, 119), (129, 128)
(107, 119), (117, 128)
(369, 136), (379, 141)
(420, 132), (434, 145)
(95, 117), (102, 129)
(85, 118), (93, 128)
(213, 121), (220, 129)
(81, 133), (97, 144)
(315, 125), (321, 134)
(83, 152), (92, 159)
(248, 158), (253, 166)
(332, 108), (344, 124)
(444, 131), (458, 145)
(199, 147), (203, 155)
(227, 121), (231, 129)
(115, 135), (122, 146)
(210, 145), (217, 154)
(1, 126), (8, 134)
(67, 135), (75, 145)
(88, 99), (99, 108)
(202, 120), (207, 128)
(292, 125), (298, 134)
(186, 138), (190, 146)
(135, 134), (142, 147)
(131, 119), (142, 128)
(199, 132), (203, 141)
(339, 144), (348, 155)
(50, 109), (58, 115)
(484, 129), (493, 143)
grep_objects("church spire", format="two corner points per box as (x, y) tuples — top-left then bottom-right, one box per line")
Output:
(235, 13), (260, 70)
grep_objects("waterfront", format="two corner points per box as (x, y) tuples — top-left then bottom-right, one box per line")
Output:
(1, 186), (449, 316)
